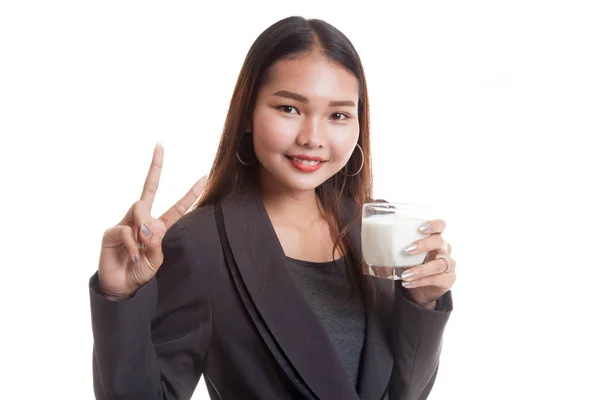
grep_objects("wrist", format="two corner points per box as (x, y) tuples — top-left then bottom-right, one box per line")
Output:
(404, 288), (437, 309)
(98, 280), (136, 302)
(422, 300), (436, 310)
(99, 287), (133, 302)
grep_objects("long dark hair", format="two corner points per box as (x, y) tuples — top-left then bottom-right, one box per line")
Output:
(194, 16), (373, 293)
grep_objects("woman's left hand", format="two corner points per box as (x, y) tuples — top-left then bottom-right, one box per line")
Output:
(400, 219), (456, 309)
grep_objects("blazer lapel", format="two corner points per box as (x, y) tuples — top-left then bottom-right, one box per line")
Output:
(341, 203), (395, 400)
(219, 188), (360, 400)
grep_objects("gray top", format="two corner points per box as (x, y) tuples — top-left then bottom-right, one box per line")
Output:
(286, 256), (366, 387)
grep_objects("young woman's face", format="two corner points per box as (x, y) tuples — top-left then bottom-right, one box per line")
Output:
(252, 52), (360, 193)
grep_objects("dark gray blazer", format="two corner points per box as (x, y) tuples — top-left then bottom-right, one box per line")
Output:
(89, 187), (453, 400)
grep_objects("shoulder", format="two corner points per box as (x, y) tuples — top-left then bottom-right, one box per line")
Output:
(165, 203), (219, 244)
(157, 203), (226, 285)
(177, 203), (218, 230)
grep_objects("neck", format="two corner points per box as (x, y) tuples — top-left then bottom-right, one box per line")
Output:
(258, 169), (323, 226)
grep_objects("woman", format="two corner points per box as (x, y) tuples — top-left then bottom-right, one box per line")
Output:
(90, 16), (456, 400)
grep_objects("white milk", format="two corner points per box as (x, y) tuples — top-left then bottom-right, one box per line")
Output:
(361, 214), (429, 268)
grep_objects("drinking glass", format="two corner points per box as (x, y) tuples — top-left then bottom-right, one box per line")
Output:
(361, 202), (432, 280)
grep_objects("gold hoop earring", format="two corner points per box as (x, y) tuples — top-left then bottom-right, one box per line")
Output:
(341, 144), (364, 177)
(236, 132), (254, 166)
(236, 151), (251, 166)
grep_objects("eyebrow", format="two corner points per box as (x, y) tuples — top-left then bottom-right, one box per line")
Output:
(272, 90), (356, 107)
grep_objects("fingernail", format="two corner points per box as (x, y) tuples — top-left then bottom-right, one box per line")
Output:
(141, 224), (151, 238)
(133, 254), (140, 264)
(419, 223), (431, 233)
(401, 270), (415, 280)
(404, 244), (418, 254)
(401, 281), (414, 287)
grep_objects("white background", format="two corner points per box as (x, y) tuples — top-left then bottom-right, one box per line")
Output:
(1, 1), (599, 399)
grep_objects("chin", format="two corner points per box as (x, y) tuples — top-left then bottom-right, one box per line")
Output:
(273, 173), (327, 192)
(259, 161), (338, 193)
(285, 178), (325, 192)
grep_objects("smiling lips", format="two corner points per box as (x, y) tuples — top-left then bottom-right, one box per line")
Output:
(285, 154), (326, 172)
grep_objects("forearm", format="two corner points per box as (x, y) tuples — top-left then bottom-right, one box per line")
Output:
(388, 284), (452, 399)
(90, 273), (167, 398)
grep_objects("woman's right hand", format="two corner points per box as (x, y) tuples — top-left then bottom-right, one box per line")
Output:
(98, 143), (207, 300)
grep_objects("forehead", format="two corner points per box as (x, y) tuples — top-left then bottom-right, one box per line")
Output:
(260, 52), (359, 101)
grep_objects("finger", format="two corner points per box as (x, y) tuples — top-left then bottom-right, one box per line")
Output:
(119, 202), (136, 227)
(130, 201), (152, 244)
(118, 225), (141, 263)
(436, 240), (450, 254)
(426, 244), (452, 269)
(401, 270), (456, 289)
(103, 226), (140, 263)
(427, 240), (452, 257)
(159, 175), (207, 230)
(404, 233), (445, 255)
(138, 218), (167, 265)
(400, 256), (456, 282)
(140, 143), (165, 207)
(418, 219), (446, 234)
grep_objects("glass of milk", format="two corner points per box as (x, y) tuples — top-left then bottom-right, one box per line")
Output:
(361, 202), (432, 280)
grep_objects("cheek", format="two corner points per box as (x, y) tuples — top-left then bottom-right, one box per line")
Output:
(329, 125), (360, 162)
(252, 109), (297, 154)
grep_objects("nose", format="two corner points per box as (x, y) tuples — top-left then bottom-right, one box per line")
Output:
(296, 118), (325, 148)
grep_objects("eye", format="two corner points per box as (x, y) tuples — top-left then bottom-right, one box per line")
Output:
(330, 112), (349, 121)
(278, 105), (299, 115)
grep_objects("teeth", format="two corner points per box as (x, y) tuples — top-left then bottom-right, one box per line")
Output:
(292, 157), (321, 166)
